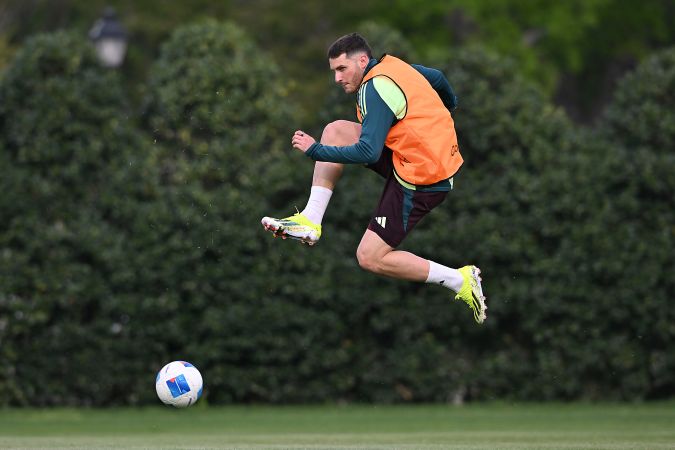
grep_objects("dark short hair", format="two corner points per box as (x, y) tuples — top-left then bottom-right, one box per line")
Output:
(327, 33), (372, 59)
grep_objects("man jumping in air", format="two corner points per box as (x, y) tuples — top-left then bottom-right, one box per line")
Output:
(262, 33), (487, 324)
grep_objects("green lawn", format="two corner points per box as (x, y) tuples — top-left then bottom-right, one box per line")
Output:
(1, 403), (673, 449)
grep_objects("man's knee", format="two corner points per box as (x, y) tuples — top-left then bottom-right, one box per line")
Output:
(356, 244), (381, 274)
(321, 120), (360, 146)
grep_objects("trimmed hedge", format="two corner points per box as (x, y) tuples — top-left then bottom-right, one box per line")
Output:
(0, 31), (161, 405)
(0, 23), (672, 406)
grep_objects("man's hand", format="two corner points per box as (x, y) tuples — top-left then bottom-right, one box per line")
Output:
(291, 130), (316, 153)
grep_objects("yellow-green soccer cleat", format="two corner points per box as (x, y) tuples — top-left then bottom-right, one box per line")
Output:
(455, 265), (487, 324)
(261, 212), (321, 245)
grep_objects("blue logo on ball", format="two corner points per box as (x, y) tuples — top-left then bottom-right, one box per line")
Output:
(166, 374), (191, 398)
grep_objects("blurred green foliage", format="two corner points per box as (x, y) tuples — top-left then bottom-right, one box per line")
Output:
(0, 16), (673, 406)
(0, 0), (673, 123)
(0, 31), (161, 405)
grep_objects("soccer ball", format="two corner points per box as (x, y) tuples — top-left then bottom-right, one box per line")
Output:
(155, 361), (203, 408)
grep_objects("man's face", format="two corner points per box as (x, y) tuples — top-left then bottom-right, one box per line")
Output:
(329, 52), (369, 94)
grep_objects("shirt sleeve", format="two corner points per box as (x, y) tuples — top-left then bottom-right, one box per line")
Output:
(305, 80), (395, 164)
(412, 64), (458, 112)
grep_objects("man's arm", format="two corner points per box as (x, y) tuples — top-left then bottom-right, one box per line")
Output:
(305, 81), (395, 164)
(412, 64), (458, 112)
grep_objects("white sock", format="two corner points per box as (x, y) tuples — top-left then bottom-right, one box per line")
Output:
(425, 260), (464, 293)
(301, 186), (333, 224)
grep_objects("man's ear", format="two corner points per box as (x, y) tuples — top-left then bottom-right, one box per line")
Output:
(360, 53), (369, 68)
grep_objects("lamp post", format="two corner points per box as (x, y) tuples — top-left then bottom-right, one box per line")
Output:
(89, 7), (128, 68)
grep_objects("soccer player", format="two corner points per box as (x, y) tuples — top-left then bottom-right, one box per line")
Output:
(262, 33), (487, 323)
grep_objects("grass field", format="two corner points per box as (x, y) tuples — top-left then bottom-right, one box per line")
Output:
(1, 402), (673, 449)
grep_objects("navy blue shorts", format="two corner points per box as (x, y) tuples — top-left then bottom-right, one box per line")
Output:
(365, 148), (449, 248)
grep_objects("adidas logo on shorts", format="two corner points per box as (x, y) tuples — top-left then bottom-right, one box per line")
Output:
(375, 216), (387, 228)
